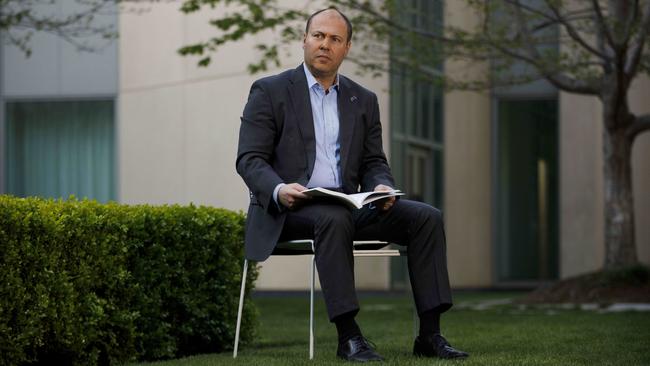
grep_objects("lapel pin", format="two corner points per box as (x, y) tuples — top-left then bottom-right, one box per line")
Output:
(350, 96), (357, 103)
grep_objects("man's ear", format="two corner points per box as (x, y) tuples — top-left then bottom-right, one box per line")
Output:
(302, 33), (307, 49)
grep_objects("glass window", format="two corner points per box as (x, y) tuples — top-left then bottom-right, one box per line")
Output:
(389, 0), (444, 289)
(5, 100), (115, 202)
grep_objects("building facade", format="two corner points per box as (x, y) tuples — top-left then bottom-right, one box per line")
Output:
(2, 0), (648, 289)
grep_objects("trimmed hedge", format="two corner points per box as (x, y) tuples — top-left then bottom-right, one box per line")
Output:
(0, 196), (258, 366)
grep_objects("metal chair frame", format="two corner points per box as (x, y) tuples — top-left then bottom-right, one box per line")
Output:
(232, 239), (406, 359)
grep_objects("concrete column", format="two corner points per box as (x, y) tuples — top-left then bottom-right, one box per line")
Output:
(559, 93), (605, 277)
(443, 1), (493, 287)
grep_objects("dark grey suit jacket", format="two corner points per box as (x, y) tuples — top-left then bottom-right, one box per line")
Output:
(236, 64), (394, 261)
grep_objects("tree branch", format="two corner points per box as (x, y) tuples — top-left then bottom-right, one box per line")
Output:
(620, 0), (640, 45)
(506, 0), (600, 94)
(334, 0), (459, 45)
(531, 13), (596, 33)
(503, 0), (555, 21)
(1, 0), (118, 55)
(640, 54), (650, 73)
(624, 1), (650, 76)
(626, 113), (650, 141)
(511, 0), (610, 62)
(591, 0), (617, 48)
(543, 0), (613, 61)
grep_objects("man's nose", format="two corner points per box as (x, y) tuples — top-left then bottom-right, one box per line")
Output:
(319, 39), (330, 50)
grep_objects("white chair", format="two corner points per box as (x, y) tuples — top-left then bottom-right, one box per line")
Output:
(233, 239), (406, 359)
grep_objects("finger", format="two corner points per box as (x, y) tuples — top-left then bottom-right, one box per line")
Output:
(382, 197), (395, 211)
(374, 184), (392, 192)
(293, 183), (308, 191)
(284, 184), (309, 198)
(287, 198), (296, 210)
(292, 185), (311, 199)
(288, 190), (310, 199)
(292, 188), (311, 198)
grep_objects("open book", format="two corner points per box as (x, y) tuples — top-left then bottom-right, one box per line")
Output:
(301, 187), (404, 209)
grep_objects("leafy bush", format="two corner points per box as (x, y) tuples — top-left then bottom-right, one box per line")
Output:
(0, 196), (257, 366)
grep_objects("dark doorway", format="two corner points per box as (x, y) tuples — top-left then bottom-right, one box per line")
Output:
(496, 99), (559, 282)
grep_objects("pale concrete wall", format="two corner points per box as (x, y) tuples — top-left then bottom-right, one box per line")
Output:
(118, 1), (390, 290)
(119, 1), (252, 208)
(443, 1), (493, 287)
(559, 93), (604, 278)
(559, 75), (650, 277)
(443, 90), (492, 287)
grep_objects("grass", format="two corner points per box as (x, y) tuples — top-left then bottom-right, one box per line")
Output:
(127, 291), (650, 366)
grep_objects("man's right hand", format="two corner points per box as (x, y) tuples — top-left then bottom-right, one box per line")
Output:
(278, 183), (311, 210)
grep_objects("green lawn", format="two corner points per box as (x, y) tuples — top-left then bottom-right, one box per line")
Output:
(128, 291), (650, 366)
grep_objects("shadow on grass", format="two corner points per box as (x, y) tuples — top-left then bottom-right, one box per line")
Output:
(253, 340), (307, 350)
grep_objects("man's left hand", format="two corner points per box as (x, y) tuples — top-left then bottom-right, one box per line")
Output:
(374, 184), (396, 212)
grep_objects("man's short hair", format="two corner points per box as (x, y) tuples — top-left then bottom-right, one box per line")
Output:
(305, 6), (353, 42)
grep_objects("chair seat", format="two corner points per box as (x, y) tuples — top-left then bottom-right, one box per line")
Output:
(272, 239), (315, 255)
(352, 240), (392, 250)
(272, 239), (400, 255)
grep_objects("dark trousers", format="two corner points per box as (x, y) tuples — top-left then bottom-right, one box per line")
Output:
(278, 199), (453, 321)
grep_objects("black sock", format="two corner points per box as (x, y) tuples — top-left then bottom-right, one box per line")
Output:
(418, 309), (441, 338)
(333, 311), (361, 344)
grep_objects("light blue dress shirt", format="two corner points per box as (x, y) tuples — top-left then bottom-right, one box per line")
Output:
(273, 64), (342, 206)
(303, 63), (342, 188)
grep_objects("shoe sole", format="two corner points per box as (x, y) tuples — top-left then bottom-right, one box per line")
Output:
(337, 352), (384, 362)
(413, 351), (469, 359)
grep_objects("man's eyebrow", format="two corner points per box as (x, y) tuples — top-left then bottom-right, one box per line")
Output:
(311, 30), (344, 38)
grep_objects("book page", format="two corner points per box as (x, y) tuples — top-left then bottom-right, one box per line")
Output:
(302, 188), (403, 209)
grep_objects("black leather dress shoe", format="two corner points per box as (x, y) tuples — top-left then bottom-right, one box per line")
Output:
(413, 334), (469, 359)
(337, 335), (384, 362)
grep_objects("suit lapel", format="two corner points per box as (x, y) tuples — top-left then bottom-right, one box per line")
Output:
(338, 76), (356, 184)
(288, 65), (316, 179)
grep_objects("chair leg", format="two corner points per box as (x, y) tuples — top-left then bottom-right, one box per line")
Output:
(233, 259), (248, 358)
(309, 254), (315, 360)
(413, 303), (419, 337)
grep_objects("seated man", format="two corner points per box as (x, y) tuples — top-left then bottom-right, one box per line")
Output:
(236, 6), (468, 362)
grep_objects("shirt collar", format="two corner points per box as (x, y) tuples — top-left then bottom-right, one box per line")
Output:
(303, 63), (339, 92)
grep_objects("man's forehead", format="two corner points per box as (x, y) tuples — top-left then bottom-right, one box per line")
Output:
(308, 10), (347, 36)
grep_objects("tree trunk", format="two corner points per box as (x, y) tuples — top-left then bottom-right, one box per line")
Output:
(602, 126), (638, 269)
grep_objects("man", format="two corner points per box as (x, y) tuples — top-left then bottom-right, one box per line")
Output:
(236, 7), (468, 362)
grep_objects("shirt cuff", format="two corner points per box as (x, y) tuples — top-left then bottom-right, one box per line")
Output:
(273, 183), (286, 208)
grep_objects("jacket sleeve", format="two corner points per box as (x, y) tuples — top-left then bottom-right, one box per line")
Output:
(236, 81), (284, 212)
(359, 93), (395, 192)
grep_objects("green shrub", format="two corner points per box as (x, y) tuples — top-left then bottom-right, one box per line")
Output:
(0, 196), (258, 366)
